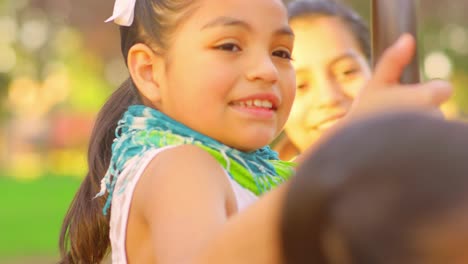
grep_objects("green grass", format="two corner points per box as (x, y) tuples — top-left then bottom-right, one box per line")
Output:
(0, 176), (82, 259)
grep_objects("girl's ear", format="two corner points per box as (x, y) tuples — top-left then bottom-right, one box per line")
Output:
(127, 43), (165, 106)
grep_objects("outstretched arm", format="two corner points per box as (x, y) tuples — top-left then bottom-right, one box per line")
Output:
(194, 181), (290, 264)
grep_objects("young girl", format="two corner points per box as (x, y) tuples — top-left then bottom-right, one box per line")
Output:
(59, 0), (451, 263)
(282, 111), (468, 264)
(275, 0), (373, 160)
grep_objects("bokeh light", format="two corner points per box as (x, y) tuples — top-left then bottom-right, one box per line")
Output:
(447, 24), (468, 55)
(0, 16), (18, 45)
(19, 18), (49, 52)
(424, 51), (453, 79)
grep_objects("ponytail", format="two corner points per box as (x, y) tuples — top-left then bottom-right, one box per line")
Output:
(59, 78), (140, 263)
(59, 0), (199, 261)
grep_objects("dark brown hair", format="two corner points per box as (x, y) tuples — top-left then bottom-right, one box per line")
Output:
(281, 112), (468, 264)
(58, 0), (194, 263)
(288, 0), (370, 60)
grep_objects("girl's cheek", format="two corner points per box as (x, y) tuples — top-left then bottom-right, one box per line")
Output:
(346, 79), (367, 98)
(284, 71), (297, 104)
(289, 102), (305, 123)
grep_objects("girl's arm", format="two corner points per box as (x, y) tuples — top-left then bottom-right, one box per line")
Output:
(194, 180), (290, 264)
(132, 143), (288, 264)
(130, 144), (239, 263)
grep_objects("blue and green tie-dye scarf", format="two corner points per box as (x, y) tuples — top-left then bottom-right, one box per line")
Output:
(97, 105), (296, 214)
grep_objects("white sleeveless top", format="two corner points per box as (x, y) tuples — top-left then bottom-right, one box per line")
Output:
(109, 147), (258, 264)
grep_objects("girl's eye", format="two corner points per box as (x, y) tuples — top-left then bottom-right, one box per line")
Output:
(272, 49), (292, 60)
(335, 68), (361, 82)
(216, 43), (241, 52)
(297, 82), (308, 90)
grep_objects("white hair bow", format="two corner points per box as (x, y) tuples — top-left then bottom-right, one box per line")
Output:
(105, 0), (137, 27)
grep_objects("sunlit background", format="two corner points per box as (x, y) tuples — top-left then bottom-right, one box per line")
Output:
(0, 0), (467, 263)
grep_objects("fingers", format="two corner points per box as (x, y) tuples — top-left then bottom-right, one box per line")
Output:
(370, 80), (452, 110)
(400, 80), (453, 107)
(350, 33), (452, 121)
(372, 34), (416, 85)
(349, 80), (452, 119)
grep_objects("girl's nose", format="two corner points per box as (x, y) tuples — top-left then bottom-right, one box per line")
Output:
(246, 55), (279, 84)
(316, 78), (351, 108)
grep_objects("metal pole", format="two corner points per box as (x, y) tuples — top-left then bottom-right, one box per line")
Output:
(371, 0), (420, 83)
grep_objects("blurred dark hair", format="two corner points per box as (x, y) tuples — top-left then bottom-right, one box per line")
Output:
(288, 0), (370, 59)
(281, 111), (468, 264)
(59, 0), (195, 263)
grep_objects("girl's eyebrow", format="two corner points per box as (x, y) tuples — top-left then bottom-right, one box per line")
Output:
(328, 52), (359, 67)
(201, 16), (295, 38)
(201, 16), (251, 31)
(275, 26), (295, 38)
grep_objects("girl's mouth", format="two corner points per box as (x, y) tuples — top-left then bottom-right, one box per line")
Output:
(231, 99), (276, 110)
(311, 112), (347, 130)
(229, 94), (280, 119)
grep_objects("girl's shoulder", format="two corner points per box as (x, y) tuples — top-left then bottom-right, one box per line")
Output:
(121, 145), (238, 263)
(133, 144), (237, 216)
(144, 144), (229, 180)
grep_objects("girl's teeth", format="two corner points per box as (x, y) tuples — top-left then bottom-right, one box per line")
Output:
(234, 99), (273, 109)
(262, 101), (273, 108)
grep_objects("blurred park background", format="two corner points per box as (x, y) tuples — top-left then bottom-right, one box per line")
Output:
(0, 0), (467, 263)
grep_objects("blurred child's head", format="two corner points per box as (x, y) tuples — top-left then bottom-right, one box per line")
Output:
(121, 0), (296, 151)
(283, 0), (371, 152)
(281, 111), (468, 264)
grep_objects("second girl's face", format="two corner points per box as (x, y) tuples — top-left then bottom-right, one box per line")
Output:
(156, 0), (296, 152)
(285, 16), (371, 152)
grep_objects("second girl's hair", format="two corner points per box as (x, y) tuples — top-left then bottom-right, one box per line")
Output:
(288, 0), (370, 59)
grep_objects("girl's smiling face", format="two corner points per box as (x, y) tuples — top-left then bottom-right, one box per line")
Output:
(152, 0), (296, 152)
(285, 16), (371, 151)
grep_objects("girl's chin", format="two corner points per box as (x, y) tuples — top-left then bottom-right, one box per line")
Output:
(217, 128), (277, 151)
(232, 138), (274, 152)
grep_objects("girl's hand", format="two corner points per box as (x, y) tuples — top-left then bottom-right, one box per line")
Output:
(348, 34), (452, 120)
(297, 34), (452, 165)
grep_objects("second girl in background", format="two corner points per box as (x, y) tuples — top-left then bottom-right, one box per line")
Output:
(275, 0), (372, 160)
